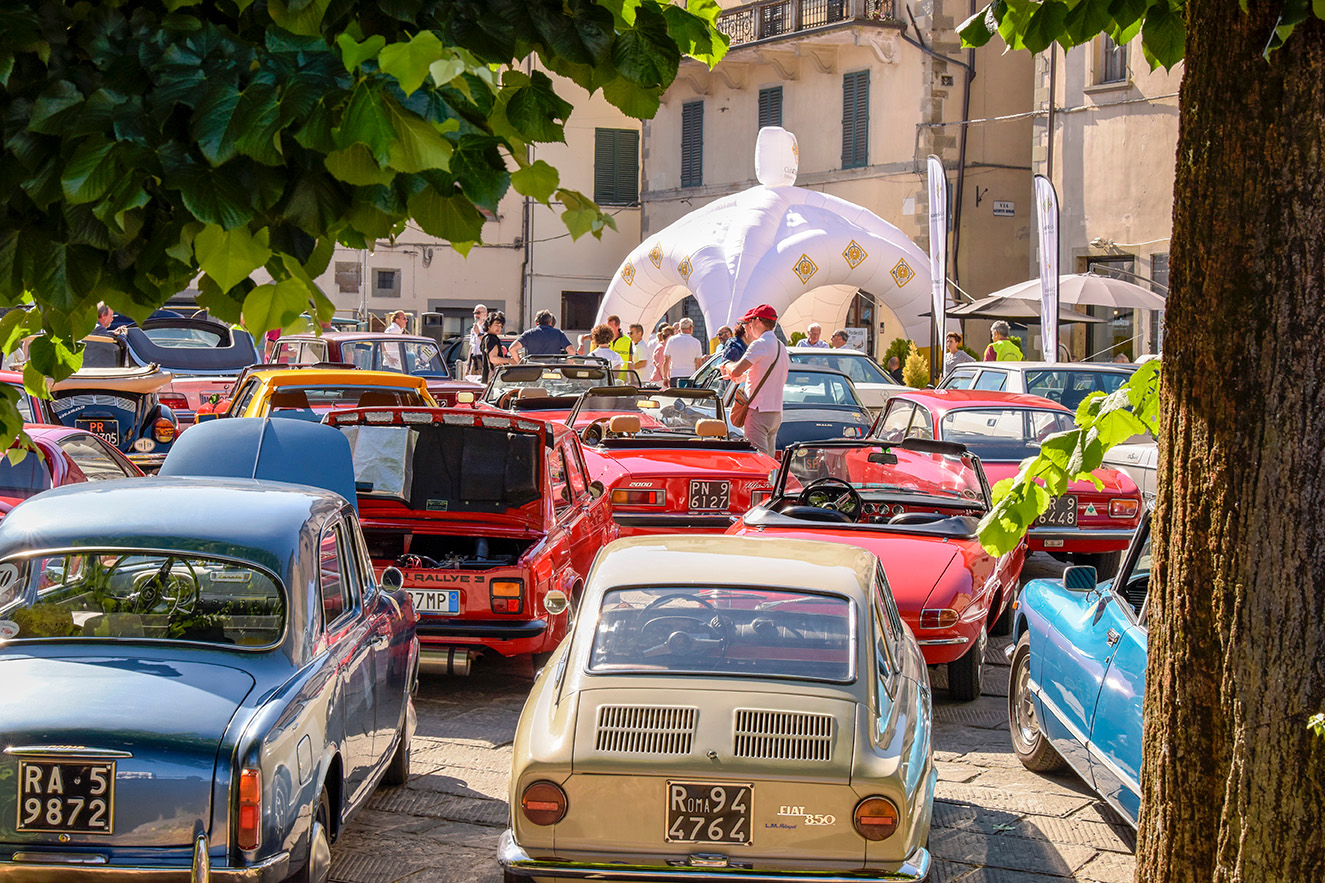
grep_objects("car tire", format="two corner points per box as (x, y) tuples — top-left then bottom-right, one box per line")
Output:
(1008, 633), (1068, 773)
(382, 720), (410, 787)
(947, 627), (986, 701)
(989, 592), (1014, 637)
(1083, 551), (1123, 578)
(290, 789), (332, 883)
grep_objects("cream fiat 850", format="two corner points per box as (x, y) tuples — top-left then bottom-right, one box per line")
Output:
(500, 534), (934, 882)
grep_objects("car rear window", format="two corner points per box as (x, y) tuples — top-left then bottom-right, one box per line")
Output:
(0, 552), (285, 648)
(267, 386), (428, 420)
(588, 586), (855, 683)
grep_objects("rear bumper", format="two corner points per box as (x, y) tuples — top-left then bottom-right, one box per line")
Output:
(418, 619), (553, 658)
(499, 831), (930, 881)
(0, 846), (289, 882)
(1029, 526), (1134, 553)
(127, 452), (168, 472)
(613, 513), (738, 534)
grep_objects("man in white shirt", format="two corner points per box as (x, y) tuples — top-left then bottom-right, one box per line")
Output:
(663, 317), (705, 383)
(830, 329), (850, 348)
(803, 322), (830, 348)
(722, 304), (789, 457)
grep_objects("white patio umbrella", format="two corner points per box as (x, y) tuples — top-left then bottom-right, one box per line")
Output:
(985, 272), (1167, 310)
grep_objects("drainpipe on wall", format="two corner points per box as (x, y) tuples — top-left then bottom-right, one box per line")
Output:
(948, 0), (977, 290)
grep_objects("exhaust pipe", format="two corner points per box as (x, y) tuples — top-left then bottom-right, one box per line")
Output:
(419, 647), (480, 676)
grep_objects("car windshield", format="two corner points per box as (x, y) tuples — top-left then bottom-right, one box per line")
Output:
(0, 552), (285, 647)
(267, 385), (428, 419)
(570, 391), (724, 433)
(588, 586), (854, 683)
(783, 371), (863, 408)
(0, 454), (51, 501)
(790, 353), (890, 385)
(340, 341), (449, 377)
(485, 365), (614, 402)
(1024, 369), (1132, 410)
(939, 408), (1077, 461)
(142, 326), (222, 348)
(779, 443), (986, 506)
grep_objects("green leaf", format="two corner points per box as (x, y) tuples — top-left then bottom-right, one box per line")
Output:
(232, 84), (285, 165)
(60, 139), (118, 205)
(960, 1), (1003, 47)
(502, 70), (573, 142)
(379, 31), (445, 96)
(336, 33), (385, 72)
(662, 4), (729, 68)
(194, 224), (272, 292)
(26, 335), (83, 391)
(600, 76), (664, 119)
(325, 143), (398, 185)
(511, 160), (560, 204)
(450, 136), (509, 210)
(335, 83), (395, 165)
(385, 101), (455, 173)
(28, 81), (84, 135)
(600, 0), (643, 27)
(1142, 0), (1185, 69)
(407, 187), (484, 243)
(0, 308), (40, 356)
(612, 5), (682, 88)
(175, 164), (255, 230)
(1062, 0), (1112, 46)
(268, 0), (331, 37)
(428, 54), (466, 87)
(242, 278), (307, 337)
(1020, 1), (1069, 53)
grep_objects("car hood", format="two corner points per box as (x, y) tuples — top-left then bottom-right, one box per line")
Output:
(0, 653), (255, 847)
(980, 460), (1138, 494)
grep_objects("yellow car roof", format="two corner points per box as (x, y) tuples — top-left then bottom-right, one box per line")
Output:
(253, 369), (430, 391)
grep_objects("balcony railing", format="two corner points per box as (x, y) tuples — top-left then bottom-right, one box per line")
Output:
(716, 0), (898, 47)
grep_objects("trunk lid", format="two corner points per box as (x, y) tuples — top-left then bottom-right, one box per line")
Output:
(0, 654), (255, 847)
(981, 461), (1141, 528)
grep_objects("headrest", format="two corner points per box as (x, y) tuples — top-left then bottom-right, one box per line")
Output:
(608, 414), (641, 434)
(518, 387), (548, 400)
(356, 390), (399, 407)
(695, 418), (726, 438)
(269, 389), (310, 410)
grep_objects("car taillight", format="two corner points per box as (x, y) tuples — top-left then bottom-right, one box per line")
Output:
(750, 489), (773, 507)
(919, 608), (959, 629)
(158, 393), (189, 410)
(152, 417), (176, 443)
(852, 796), (899, 841)
(1109, 498), (1140, 519)
(610, 489), (665, 506)
(490, 580), (523, 614)
(237, 768), (261, 850)
(521, 781), (567, 826)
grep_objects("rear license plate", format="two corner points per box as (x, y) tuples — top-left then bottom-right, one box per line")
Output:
(408, 589), (460, 615)
(688, 480), (731, 511)
(76, 418), (119, 447)
(1036, 494), (1078, 527)
(665, 781), (752, 845)
(16, 760), (115, 835)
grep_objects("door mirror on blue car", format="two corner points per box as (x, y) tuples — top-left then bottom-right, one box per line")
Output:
(381, 567), (404, 590)
(1063, 565), (1098, 593)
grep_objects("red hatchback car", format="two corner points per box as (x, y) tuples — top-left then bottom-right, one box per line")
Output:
(1, 425), (143, 520)
(324, 406), (614, 673)
(728, 437), (1025, 700)
(874, 390), (1143, 572)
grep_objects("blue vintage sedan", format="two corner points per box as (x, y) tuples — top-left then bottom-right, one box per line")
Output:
(0, 419), (418, 880)
(1005, 512), (1150, 826)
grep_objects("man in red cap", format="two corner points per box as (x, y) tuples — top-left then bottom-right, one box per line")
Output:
(721, 304), (789, 457)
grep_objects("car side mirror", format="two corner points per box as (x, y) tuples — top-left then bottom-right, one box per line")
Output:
(588, 480), (605, 499)
(544, 589), (570, 617)
(381, 567), (404, 591)
(1063, 565), (1097, 593)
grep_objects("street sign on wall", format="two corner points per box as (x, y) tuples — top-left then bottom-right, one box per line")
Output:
(993, 200), (1015, 217)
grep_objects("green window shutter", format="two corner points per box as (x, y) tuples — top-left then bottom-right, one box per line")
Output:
(681, 101), (704, 188)
(594, 129), (615, 204)
(758, 86), (783, 129)
(616, 130), (639, 204)
(842, 71), (869, 169)
(595, 129), (639, 205)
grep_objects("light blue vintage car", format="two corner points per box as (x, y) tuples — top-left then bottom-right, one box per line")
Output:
(1005, 511), (1150, 827)
(0, 419), (418, 880)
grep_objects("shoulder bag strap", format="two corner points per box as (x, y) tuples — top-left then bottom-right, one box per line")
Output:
(745, 340), (782, 405)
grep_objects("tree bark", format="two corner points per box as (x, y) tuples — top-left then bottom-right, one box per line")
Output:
(1139, 2), (1325, 881)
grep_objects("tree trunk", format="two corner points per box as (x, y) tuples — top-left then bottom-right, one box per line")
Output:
(1138, 2), (1325, 881)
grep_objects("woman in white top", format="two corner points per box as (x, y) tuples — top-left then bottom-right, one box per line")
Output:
(588, 323), (624, 368)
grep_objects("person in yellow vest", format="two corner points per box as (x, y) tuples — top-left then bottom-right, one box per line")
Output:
(983, 321), (1024, 361)
(607, 315), (634, 367)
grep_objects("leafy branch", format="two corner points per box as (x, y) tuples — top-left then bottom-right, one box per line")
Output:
(977, 360), (1160, 556)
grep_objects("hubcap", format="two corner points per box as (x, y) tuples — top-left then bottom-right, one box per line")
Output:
(1013, 655), (1040, 748)
(308, 819), (331, 883)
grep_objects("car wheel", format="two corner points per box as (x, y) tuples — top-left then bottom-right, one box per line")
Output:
(1084, 551), (1123, 578)
(947, 627), (986, 701)
(290, 789), (332, 883)
(382, 718), (411, 787)
(1008, 633), (1067, 773)
(989, 592), (1014, 637)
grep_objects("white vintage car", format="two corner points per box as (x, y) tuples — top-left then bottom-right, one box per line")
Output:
(500, 534), (934, 882)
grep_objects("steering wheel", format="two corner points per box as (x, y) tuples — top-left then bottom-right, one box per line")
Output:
(639, 593), (727, 659)
(129, 557), (199, 615)
(798, 478), (864, 521)
(581, 417), (610, 446)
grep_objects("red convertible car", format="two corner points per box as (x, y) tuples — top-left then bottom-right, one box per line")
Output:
(874, 390), (1142, 572)
(324, 406), (614, 673)
(566, 387), (778, 536)
(728, 437), (1026, 700)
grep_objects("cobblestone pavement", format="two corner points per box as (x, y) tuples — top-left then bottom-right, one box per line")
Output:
(330, 553), (1135, 883)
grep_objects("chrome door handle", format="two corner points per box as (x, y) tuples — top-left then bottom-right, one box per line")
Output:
(1106, 628), (1121, 647)
(371, 632), (390, 650)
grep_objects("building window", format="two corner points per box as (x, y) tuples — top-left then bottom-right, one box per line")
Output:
(1150, 252), (1169, 353)
(1098, 35), (1128, 84)
(758, 86), (783, 129)
(594, 128), (639, 206)
(561, 291), (602, 333)
(681, 101), (703, 188)
(372, 268), (400, 298)
(842, 71), (869, 169)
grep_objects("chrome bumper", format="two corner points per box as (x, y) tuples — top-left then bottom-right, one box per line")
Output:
(1028, 527), (1135, 542)
(126, 452), (168, 471)
(0, 837), (289, 882)
(499, 830), (930, 881)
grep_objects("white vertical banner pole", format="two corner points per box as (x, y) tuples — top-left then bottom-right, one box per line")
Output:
(926, 155), (948, 383)
(1033, 174), (1061, 363)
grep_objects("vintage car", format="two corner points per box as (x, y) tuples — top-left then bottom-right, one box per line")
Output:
(0, 426), (142, 520)
(323, 405), (614, 674)
(47, 366), (180, 471)
(705, 366), (873, 453)
(939, 361), (1136, 411)
(481, 361), (640, 411)
(1006, 511), (1150, 826)
(0, 418), (419, 880)
(874, 390), (1143, 572)
(272, 331), (482, 405)
(787, 347), (909, 416)
(728, 438), (1026, 700)
(564, 387), (779, 536)
(204, 367), (436, 421)
(501, 534), (934, 882)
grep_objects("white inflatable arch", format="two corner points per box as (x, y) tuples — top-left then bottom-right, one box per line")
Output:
(597, 127), (932, 340)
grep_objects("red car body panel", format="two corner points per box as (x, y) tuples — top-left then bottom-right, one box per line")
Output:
(326, 407), (614, 662)
(878, 389), (1143, 555)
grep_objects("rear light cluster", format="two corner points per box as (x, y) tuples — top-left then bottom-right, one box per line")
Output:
(521, 781), (568, 826)
(610, 489), (665, 506)
(324, 408), (541, 433)
(1109, 498), (1140, 519)
(158, 393), (189, 411)
(919, 608), (959, 629)
(237, 768), (261, 850)
(750, 489), (773, 507)
(852, 796), (900, 841)
(491, 580), (523, 614)
(152, 418), (176, 444)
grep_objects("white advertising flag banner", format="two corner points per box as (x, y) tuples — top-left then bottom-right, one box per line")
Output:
(1033, 174), (1060, 363)
(926, 156), (947, 377)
